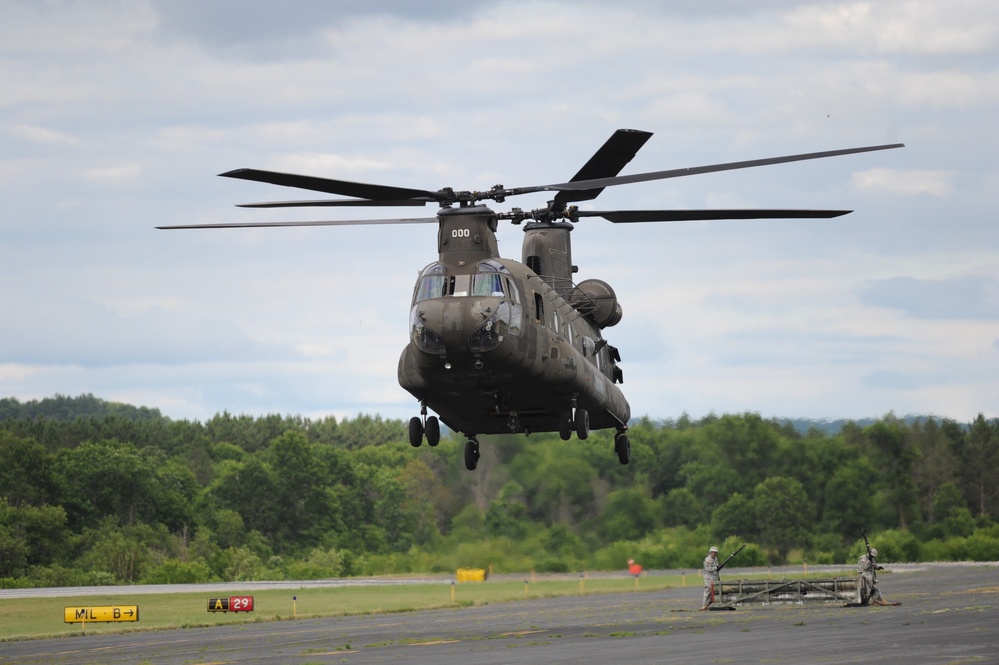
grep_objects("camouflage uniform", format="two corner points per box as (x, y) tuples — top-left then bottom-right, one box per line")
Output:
(857, 552), (883, 605)
(701, 548), (720, 609)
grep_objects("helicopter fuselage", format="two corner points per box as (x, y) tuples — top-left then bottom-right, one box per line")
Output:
(397, 205), (630, 437)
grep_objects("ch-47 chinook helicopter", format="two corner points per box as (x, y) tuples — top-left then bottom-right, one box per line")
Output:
(159, 130), (902, 470)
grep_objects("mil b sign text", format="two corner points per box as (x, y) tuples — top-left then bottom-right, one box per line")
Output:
(64, 605), (139, 623)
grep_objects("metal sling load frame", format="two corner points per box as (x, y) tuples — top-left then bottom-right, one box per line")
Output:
(710, 577), (859, 610)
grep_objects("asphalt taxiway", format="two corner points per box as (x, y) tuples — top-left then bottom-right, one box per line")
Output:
(3, 563), (996, 664)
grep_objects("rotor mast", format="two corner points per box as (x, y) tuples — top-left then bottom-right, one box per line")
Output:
(435, 205), (501, 263)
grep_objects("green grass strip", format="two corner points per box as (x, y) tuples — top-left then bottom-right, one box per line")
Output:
(0, 570), (854, 642)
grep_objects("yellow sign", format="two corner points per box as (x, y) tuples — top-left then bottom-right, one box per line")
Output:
(456, 568), (486, 582)
(64, 605), (139, 623)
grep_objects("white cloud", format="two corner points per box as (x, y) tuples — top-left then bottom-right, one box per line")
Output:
(80, 164), (143, 183)
(6, 123), (82, 146)
(0, 1), (158, 54)
(860, 275), (999, 319)
(0, 364), (44, 382)
(895, 71), (999, 110)
(851, 168), (955, 196)
(782, 1), (999, 55)
(270, 152), (398, 178)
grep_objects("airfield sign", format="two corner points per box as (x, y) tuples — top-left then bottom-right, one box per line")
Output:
(208, 595), (255, 612)
(64, 605), (139, 623)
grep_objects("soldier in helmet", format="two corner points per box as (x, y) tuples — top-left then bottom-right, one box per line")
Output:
(700, 546), (720, 610)
(857, 546), (893, 605)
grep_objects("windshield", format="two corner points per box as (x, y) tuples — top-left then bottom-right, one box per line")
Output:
(415, 275), (447, 302)
(413, 262), (511, 301)
(414, 263), (447, 302)
(472, 273), (505, 297)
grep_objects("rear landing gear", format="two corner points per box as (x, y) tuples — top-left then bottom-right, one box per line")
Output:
(561, 396), (588, 441)
(464, 438), (480, 471)
(574, 408), (589, 440)
(558, 410), (572, 441)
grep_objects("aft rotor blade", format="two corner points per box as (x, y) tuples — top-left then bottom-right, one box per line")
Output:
(220, 168), (443, 202)
(157, 217), (439, 230)
(236, 198), (430, 208)
(554, 128), (654, 205)
(575, 209), (852, 223)
(541, 143), (905, 194)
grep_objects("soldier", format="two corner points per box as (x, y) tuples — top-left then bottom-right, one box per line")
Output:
(857, 547), (893, 606)
(701, 546), (720, 610)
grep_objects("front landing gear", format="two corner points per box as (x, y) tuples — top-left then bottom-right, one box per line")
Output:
(408, 406), (440, 448)
(425, 416), (440, 446)
(464, 438), (480, 470)
(409, 417), (423, 447)
(615, 432), (631, 465)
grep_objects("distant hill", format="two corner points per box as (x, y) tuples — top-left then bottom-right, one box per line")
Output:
(0, 393), (956, 434)
(0, 393), (164, 422)
(779, 415), (960, 436)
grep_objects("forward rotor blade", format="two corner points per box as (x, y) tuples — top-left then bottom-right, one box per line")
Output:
(157, 217), (438, 230)
(220, 168), (443, 202)
(236, 198), (430, 208)
(553, 128), (653, 205)
(541, 143), (905, 194)
(574, 209), (852, 223)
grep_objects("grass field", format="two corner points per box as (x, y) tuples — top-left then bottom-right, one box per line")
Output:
(0, 574), (682, 642)
(0, 569), (855, 642)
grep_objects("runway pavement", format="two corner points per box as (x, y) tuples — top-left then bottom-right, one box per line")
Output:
(2, 563), (996, 664)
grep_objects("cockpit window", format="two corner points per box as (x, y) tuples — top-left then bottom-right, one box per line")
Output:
(413, 262), (511, 302)
(414, 263), (447, 302)
(478, 259), (511, 274)
(415, 275), (447, 302)
(472, 273), (505, 297)
(504, 277), (520, 305)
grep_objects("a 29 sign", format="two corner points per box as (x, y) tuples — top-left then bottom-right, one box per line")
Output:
(207, 595), (254, 613)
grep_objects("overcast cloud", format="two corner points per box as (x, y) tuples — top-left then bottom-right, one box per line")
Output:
(1, 0), (996, 424)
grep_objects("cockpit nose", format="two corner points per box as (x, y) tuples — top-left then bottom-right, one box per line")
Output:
(410, 297), (510, 356)
(411, 296), (511, 356)
(410, 259), (519, 357)
(410, 300), (447, 355)
(418, 298), (469, 348)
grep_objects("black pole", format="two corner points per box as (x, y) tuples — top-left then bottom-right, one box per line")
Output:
(717, 544), (745, 572)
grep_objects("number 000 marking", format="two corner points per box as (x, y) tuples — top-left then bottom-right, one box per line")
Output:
(452, 229), (470, 238)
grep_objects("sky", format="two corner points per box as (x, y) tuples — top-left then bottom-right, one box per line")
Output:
(1, 0), (997, 426)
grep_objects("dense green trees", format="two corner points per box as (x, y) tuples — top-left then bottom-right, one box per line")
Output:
(752, 477), (812, 562)
(1, 394), (997, 587)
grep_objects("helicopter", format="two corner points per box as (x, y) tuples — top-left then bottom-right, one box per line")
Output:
(158, 129), (903, 470)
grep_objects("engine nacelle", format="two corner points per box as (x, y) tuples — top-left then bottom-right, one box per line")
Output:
(572, 279), (623, 328)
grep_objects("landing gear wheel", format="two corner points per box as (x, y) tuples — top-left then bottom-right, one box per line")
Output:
(463, 438), (480, 471)
(558, 410), (572, 441)
(615, 433), (631, 465)
(408, 416), (424, 447)
(574, 408), (589, 440)
(425, 416), (441, 447)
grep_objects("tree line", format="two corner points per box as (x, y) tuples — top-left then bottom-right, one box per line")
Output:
(1, 394), (997, 587)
